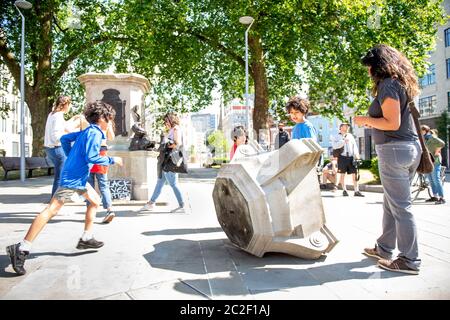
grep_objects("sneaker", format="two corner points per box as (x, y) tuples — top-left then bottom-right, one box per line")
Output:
(102, 211), (115, 224)
(343, 190), (349, 197)
(425, 197), (438, 202)
(435, 198), (446, 205)
(377, 258), (419, 275)
(76, 238), (104, 250)
(139, 202), (154, 211)
(6, 243), (29, 275)
(363, 246), (387, 260)
(170, 206), (185, 213)
(354, 191), (365, 197)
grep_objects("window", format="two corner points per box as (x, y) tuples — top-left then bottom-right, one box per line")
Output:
(445, 28), (450, 47)
(0, 117), (6, 132)
(12, 142), (19, 156)
(418, 96), (437, 117)
(419, 64), (435, 87)
(447, 59), (450, 79)
(448, 92), (450, 112)
(359, 137), (365, 159)
(24, 143), (30, 157)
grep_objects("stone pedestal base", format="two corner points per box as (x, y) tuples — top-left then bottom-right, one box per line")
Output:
(108, 150), (158, 201)
(213, 139), (338, 259)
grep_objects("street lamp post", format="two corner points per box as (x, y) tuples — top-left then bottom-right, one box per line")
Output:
(239, 16), (254, 139)
(14, 0), (32, 182)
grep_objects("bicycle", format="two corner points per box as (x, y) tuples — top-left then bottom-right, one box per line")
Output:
(411, 166), (446, 202)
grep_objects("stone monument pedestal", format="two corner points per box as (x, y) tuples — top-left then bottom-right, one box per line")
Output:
(213, 139), (338, 259)
(78, 72), (155, 201)
(108, 150), (158, 201)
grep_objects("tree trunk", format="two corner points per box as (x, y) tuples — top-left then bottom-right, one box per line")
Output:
(27, 88), (52, 156)
(249, 34), (269, 142)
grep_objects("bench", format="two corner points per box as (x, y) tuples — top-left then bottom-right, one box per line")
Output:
(0, 156), (54, 180)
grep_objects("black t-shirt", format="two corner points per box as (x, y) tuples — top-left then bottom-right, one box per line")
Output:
(368, 78), (417, 145)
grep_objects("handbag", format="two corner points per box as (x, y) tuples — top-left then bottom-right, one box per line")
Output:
(408, 100), (434, 174)
(163, 144), (188, 174)
(170, 148), (183, 167)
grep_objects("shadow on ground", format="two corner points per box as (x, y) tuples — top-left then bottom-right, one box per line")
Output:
(143, 237), (405, 297)
(0, 193), (49, 204)
(0, 250), (97, 278)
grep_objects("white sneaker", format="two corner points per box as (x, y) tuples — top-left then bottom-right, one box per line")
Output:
(140, 202), (154, 211)
(170, 206), (185, 213)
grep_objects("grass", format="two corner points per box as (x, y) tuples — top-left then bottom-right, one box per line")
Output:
(0, 168), (53, 181)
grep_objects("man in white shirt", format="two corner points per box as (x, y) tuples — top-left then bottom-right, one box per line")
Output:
(331, 123), (364, 197)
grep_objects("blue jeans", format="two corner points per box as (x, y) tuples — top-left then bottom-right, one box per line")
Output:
(375, 140), (421, 270)
(45, 146), (66, 197)
(150, 170), (184, 207)
(427, 163), (444, 198)
(86, 172), (112, 209)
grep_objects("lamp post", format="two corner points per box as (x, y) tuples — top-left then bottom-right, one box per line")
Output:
(14, 0), (32, 182)
(239, 16), (254, 139)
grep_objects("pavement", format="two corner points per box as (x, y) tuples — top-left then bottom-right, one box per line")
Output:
(0, 168), (449, 300)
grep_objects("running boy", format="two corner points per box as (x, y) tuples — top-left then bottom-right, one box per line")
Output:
(6, 101), (123, 275)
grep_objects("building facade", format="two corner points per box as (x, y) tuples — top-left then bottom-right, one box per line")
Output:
(0, 64), (33, 157)
(414, 1), (450, 166)
(191, 113), (217, 135)
(222, 97), (254, 149)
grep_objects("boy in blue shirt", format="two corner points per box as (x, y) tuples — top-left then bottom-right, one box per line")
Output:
(286, 96), (317, 141)
(6, 101), (123, 275)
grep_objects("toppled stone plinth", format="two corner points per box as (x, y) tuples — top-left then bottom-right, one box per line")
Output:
(213, 139), (338, 259)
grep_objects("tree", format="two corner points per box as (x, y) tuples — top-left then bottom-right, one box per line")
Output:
(0, 0), (128, 155)
(207, 130), (229, 159)
(1, 0), (445, 154)
(120, 0), (445, 137)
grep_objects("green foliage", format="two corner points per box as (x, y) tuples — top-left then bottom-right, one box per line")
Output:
(207, 130), (229, 158)
(369, 156), (380, 182)
(120, 0), (445, 120)
(212, 157), (229, 165)
(436, 111), (448, 144)
(358, 159), (372, 169)
(0, 0), (446, 129)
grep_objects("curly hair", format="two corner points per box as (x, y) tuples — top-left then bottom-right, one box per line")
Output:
(361, 44), (419, 99)
(84, 100), (115, 124)
(52, 95), (71, 114)
(285, 96), (310, 115)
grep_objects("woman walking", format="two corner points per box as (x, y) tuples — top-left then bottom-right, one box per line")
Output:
(44, 95), (79, 197)
(140, 113), (185, 213)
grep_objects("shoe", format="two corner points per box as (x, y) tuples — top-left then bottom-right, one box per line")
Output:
(76, 238), (104, 250)
(354, 191), (365, 197)
(425, 197), (438, 202)
(6, 243), (29, 275)
(102, 211), (115, 224)
(170, 206), (185, 213)
(377, 258), (419, 275)
(139, 202), (154, 211)
(320, 184), (327, 190)
(435, 198), (446, 205)
(363, 246), (387, 260)
(343, 190), (349, 197)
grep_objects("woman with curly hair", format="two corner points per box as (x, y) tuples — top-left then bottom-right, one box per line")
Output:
(354, 44), (421, 275)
